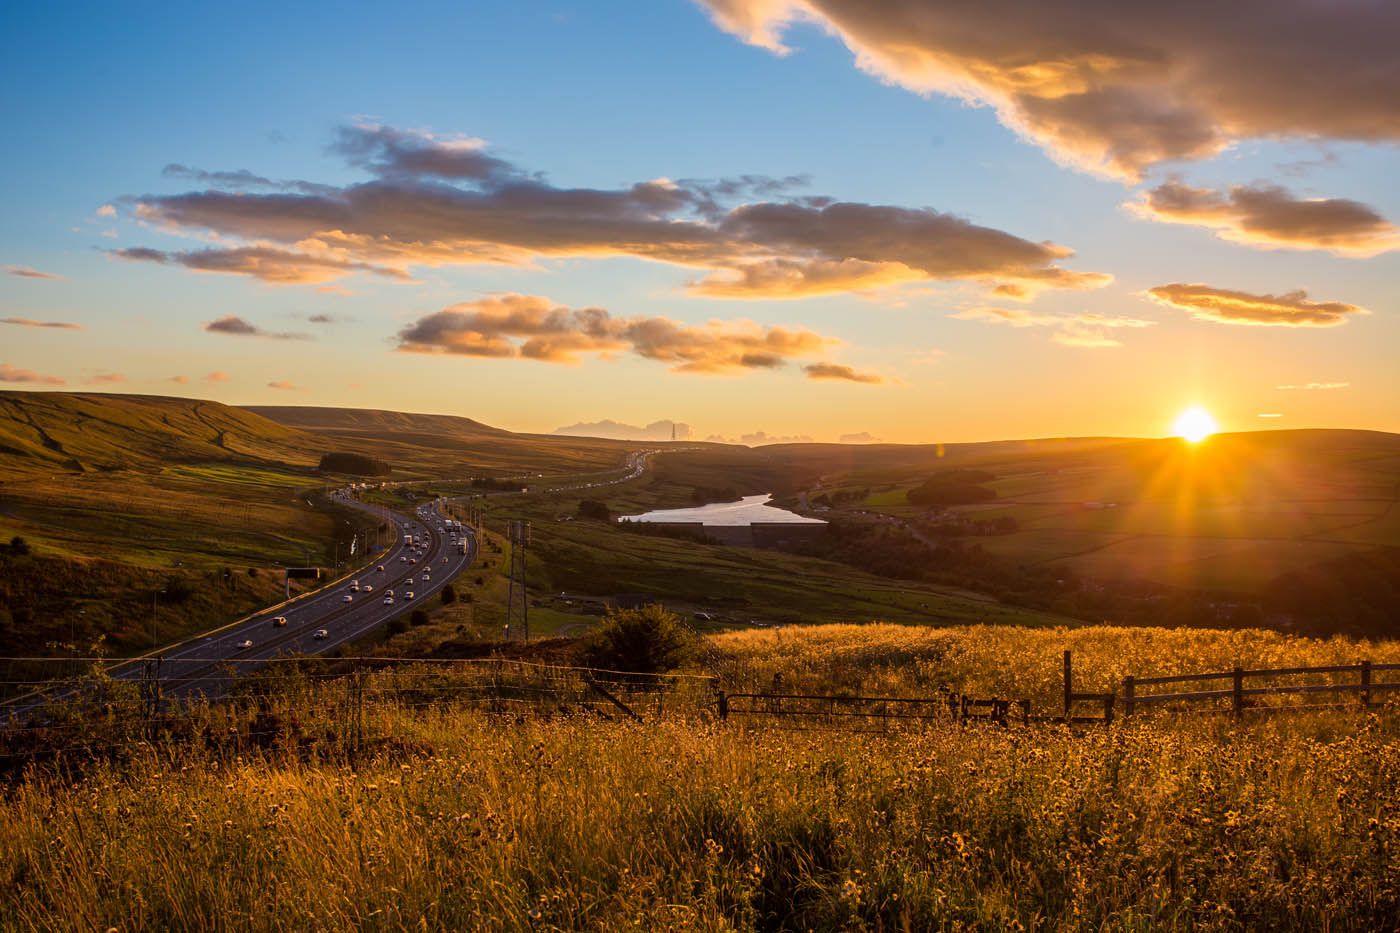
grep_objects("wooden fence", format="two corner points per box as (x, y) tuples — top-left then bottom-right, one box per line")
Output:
(1121, 659), (1400, 717)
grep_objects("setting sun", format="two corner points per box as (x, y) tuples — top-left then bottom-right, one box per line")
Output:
(1173, 406), (1219, 442)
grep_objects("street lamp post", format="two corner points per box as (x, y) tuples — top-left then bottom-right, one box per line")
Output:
(152, 589), (166, 652)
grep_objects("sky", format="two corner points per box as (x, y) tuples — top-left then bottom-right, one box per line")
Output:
(1, 1), (1396, 444)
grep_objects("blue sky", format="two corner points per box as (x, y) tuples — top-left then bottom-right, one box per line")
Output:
(2, 1), (1396, 442)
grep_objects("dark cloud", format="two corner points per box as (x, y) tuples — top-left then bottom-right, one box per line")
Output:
(1147, 284), (1370, 327)
(1131, 182), (1398, 255)
(697, 0), (1400, 178)
(803, 362), (884, 383)
(0, 363), (64, 384)
(115, 125), (1107, 296)
(5, 265), (63, 280)
(202, 314), (311, 340)
(396, 293), (833, 373)
(1, 317), (85, 330)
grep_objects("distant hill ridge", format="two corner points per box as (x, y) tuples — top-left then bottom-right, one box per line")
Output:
(243, 405), (512, 438)
(0, 392), (319, 478)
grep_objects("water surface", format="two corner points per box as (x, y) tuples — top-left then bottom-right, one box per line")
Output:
(618, 493), (825, 526)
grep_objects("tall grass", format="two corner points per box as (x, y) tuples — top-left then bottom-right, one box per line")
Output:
(1, 624), (1399, 930)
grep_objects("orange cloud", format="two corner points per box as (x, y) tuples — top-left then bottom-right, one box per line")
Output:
(396, 293), (835, 373)
(1130, 182), (1399, 255)
(0, 363), (64, 385)
(695, 1), (1400, 178)
(168, 375), (189, 384)
(116, 125), (1108, 296)
(803, 362), (884, 383)
(1147, 284), (1369, 327)
(267, 380), (299, 391)
(1276, 382), (1349, 390)
(1, 317), (85, 330)
(205, 371), (229, 382)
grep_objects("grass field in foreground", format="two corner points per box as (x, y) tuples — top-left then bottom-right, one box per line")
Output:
(3, 622), (1399, 931)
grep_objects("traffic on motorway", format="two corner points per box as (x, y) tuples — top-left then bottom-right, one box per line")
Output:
(128, 493), (478, 698)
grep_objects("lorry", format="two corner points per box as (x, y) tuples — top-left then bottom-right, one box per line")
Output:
(403, 534), (412, 546)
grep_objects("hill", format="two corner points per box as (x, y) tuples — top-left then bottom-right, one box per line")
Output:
(0, 392), (321, 479)
(245, 405), (657, 476)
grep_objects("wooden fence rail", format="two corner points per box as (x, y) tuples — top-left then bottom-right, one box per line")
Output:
(1121, 659), (1400, 717)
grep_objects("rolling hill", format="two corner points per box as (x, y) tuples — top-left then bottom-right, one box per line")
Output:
(0, 392), (321, 479)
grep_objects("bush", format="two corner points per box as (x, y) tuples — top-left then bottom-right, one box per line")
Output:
(409, 609), (430, 627)
(577, 499), (611, 521)
(580, 605), (695, 674)
(7, 536), (30, 556)
(441, 584), (457, 605)
(387, 617), (409, 635)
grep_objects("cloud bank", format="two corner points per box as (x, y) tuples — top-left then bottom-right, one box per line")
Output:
(696, 0), (1400, 177)
(1, 318), (85, 330)
(202, 315), (310, 340)
(0, 364), (64, 385)
(113, 124), (1107, 298)
(1131, 182), (1399, 255)
(1146, 284), (1369, 327)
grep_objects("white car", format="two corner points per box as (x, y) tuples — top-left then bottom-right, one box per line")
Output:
(405, 591), (415, 600)
(383, 596), (395, 606)
(236, 639), (254, 649)
(272, 616), (288, 627)
(313, 629), (328, 640)
(363, 584), (373, 593)
(343, 594), (353, 603)
(406, 577), (414, 585)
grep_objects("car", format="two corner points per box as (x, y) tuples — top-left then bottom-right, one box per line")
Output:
(421, 573), (430, 582)
(383, 596), (395, 605)
(361, 584), (372, 593)
(406, 577), (414, 585)
(343, 594), (353, 602)
(409, 557), (417, 564)
(313, 629), (328, 640)
(236, 639), (253, 649)
(405, 592), (415, 600)
(385, 589), (395, 597)
(350, 579), (359, 588)
(400, 556), (408, 562)
(377, 565), (385, 572)
(272, 616), (288, 627)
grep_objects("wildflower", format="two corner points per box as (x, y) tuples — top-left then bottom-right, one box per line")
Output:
(841, 879), (859, 900)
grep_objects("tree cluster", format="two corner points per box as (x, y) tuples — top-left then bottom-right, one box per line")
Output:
(907, 469), (997, 506)
(318, 452), (392, 476)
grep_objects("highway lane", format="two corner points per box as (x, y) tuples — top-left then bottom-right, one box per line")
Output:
(150, 495), (477, 697)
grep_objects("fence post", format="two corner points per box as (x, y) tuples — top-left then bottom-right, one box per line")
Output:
(1361, 660), (1372, 709)
(1123, 675), (1135, 717)
(1232, 666), (1243, 719)
(1102, 693), (1114, 726)
(1063, 650), (1072, 721)
(717, 690), (728, 722)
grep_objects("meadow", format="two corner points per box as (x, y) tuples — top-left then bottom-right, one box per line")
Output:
(2, 622), (1399, 931)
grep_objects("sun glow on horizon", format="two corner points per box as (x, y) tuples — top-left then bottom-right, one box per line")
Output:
(1172, 406), (1218, 442)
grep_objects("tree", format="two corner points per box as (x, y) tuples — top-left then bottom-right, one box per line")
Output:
(387, 617), (409, 635)
(440, 584), (457, 605)
(409, 609), (430, 627)
(577, 499), (611, 521)
(7, 536), (30, 556)
(581, 604), (695, 674)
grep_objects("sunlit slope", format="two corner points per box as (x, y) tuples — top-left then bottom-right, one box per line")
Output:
(0, 392), (321, 478)
(810, 429), (1400, 592)
(246, 405), (649, 476)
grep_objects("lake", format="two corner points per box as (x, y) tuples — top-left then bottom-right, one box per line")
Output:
(617, 493), (826, 526)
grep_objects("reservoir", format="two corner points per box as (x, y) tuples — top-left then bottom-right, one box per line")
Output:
(618, 493), (826, 527)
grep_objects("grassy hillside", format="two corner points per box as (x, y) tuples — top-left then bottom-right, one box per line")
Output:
(246, 404), (655, 477)
(0, 392), (321, 478)
(3, 623), (1399, 930)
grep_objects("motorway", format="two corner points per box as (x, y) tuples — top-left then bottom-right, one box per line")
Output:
(7, 447), (662, 713)
(120, 493), (477, 698)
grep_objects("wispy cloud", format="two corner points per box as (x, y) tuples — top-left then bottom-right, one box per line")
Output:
(694, 1), (1400, 178)
(267, 380), (299, 390)
(110, 245), (412, 286)
(202, 314), (310, 340)
(396, 293), (836, 374)
(1129, 181), (1399, 256)
(0, 363), (64, 385)
(951, 307), (1154, 347)
(5, 265), (63, 280)
(89, 372), (126, 384)
(0, 317), (85, 330)
(167, 375), (189, 384)
(1276, 382), (1350, 390)
(1148, 284), (1369, 327)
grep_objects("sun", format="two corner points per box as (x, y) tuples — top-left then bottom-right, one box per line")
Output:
(1172, 406), (1218, 443)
